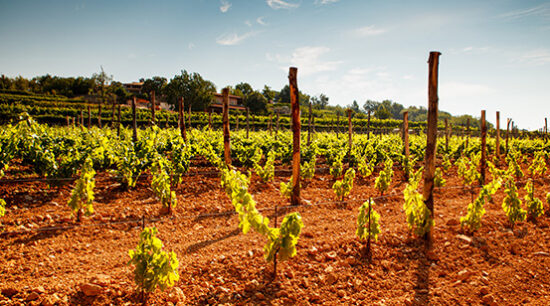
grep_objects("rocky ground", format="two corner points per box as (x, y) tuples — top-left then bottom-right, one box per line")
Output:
(1, 159), (549, 305)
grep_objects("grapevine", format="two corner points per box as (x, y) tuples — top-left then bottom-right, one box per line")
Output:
(375, 156), (393, 195)
(403, 167), (433, 237)
(356, 199), (381, 242)
(502, 177), (526, 227)
(332, 168), (356, 201)
(460, 178), (502, 231)
(67, 156), (95, 221)
(524, 179), (544, 219)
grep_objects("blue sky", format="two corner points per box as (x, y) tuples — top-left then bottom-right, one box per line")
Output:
(1, 0), (550, 130)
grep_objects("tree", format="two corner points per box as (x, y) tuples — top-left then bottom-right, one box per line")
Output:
(235, 82), (253, 97)
(311, 94), (329, 109)
(140, 76), (167, 98)
(350, 100), (361, 113)
(374, 104), (391, 119)
(91, 66), (113, 104)
(363, 100), (380, 113)
(262, 85), (277, 102)
(164, 70), (216, 111)
(244, 91), (268, 114)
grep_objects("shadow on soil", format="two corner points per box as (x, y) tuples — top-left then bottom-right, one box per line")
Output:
(186, 228), (241, 254)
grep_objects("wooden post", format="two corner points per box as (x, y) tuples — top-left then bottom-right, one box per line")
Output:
(178, 97), (187, 141)
(222, 88), (231, 166)
(117, 104), (122, 136)
(307, 102), (313, 145)
(336, 112), (340, 137)
(347, 108), (352, 156)
(506, 118), (511, 154)
(132, 96), (138, 142)
(87, 105), (91, 128)
(496, 111), (500, 160)
(150, 91), (156, 125)
(545, 118), (548, 141)
(110, 97), (117, 128)
(289, 67), (301, 206)
(246, 107), (250, 139)
(66, 115), (70, 126)
(276, 113), (280, 134)
(367, 111), (371, 140)
(403, 111), (410, 172)
(98, 103), (102, 128)
(480, 110), (487, 184)
(236, 114), (239, 130)
(422, 51), (441, 242)
(444, 118), (449, 151)
(80, 110), (84, 127)
(188, 103), (192, 129)
(465, 118), (470, 149)
(208, 109), (212, 130)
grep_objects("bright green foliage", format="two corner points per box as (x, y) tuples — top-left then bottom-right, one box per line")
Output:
(0, 198), (5, 217)
(524, 179), (544, 218)
(280, 177), (294, 199)
(332, 168), (356, 201)
(434, 167), (446, 187)
(356, 199), (381, 242)
(457, 153), (481, 185)
(168, 139), (191, 186)
(264, 212), (304, 262)
(460, 178), (502, 231)
(502, 177), (526, 226)
(329, 156), (343, 179)
(68, 157), (95, 218)
(488, 161), (506, 181)
(128, 227), (179, 293)
(528, 151), (547, 177)
(402, 157), (417, 180)
(300, 157), (316, 180)
(358, 155), (376, 177)
(506, 150), (524, 179)
(442, 154), (452, 171)
(115, 146), (144, 188)
(151, 155), (177, 209)
(252, 148), (276, 182)
(375, 157), (393, 195)
(403, 167), (433, 237)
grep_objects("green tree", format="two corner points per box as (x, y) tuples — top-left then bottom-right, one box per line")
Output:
(235, 82), (253, 96)
(244, 91), (268, 113)
(140, 76), (167, 98)
(374, 104), (391, 119)
(165, 70), (216, 111)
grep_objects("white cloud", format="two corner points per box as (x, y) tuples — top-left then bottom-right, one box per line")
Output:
(353, 25), (387, 37)
(267, 46), (342, 76)
(220, 0), (231, 13)
(499, 3), (550, 20)
(519, 49), (550, 65)
(216, 31), (257, 46)
(256, 16), (267, 26)
(245, 20), (252, 27)
(315, 0), (340, 5)
(266, 0), (299, 10)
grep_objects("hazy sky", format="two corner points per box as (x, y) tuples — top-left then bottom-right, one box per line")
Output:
(1, 0), (550, 129)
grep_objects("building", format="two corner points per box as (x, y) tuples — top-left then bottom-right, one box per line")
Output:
(208, 92), (246, 113)
(122, 82), (143, 95)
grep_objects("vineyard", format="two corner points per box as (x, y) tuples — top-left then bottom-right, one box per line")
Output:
(1, 113), (550, 305)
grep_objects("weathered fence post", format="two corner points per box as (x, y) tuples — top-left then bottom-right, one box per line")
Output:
(188, 103), (192, 129)
(289, 67), (301, 206)
(506, 118), (511, 154)
(545, 118), (548, 141)
(480, 110), (487, 184)
(117, 104), (122, 136)
(222, 88), (231, 166)
(496, 111), (500, 160)
(422, 51), (441, 243)
(80, 110), (84, 127)
(403, 111), (410, 180)
(276, 113), (280, 135)
(66, 115), (70, 126)
(336, 112), (340, 137)
(307, 102), (313, 145)
(132, 96), (138, 142)
(87, 105), (91, 128)
(465, 118), (470, 149)
(246, 107), (250, 139)
(110, 97), (117, 128)
(150, 91), (156, 125)
(347, 108), (353, 156)
(178, 97), (187, 141)
(208, 109), (212, 130)
(367, 111), (371, 140)
(445, 118), (449, 151)
(98, 103), (102, 128)
(236, 113), (239, 130)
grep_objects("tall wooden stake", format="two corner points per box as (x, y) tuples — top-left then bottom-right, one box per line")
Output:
(132, 96), (138, 142)
(480, 110), (487, 185)
(150, 91), (156, 125)
(422, 51), (441, 243)
(188, 103), (192, 129)
(289, 67), (301, 206)
(178, 97), (187, 141)
(80, 110), (84, 127)
(98, 103), (102, 128)
(347, 108), (353, 156)
(496, 111), (500, 160)
(111, 97), (117, 128)
(336, 112), (340, 137)
(222, 88), (231, 166)
(506, 118), (511, 155)
(246, 107), (250, 139)
(208, 109), (212, 130)
(307, 102), (313, 145)
(117, 104), (122, 136)
(367, 111), (371, 140)
(445, 118), (449, 151)
(276, 113), (280, 135)
(87, 105), (91, 128)
(465, 118), (470, 149)
(403, 111), (410, 180)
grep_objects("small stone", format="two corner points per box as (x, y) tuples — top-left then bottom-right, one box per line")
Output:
(255, 292), (265, 300)
(482, 294), (496, 305)
(307, 246), (318, 255)
(456, 234), (472, 244)
(26, 292), (40, 301)
(533, 251), (550, 257)
(457, 270), (472, 281)
(33, 286), (46, 294)
(480, 286), (489, 296)
(41, 294), (60, 306)
(482, 271), (489, 277)
(446, 219), (460, 226)
(1, 288), (18, 297)
(324, 265), (334, 273)
(80, 283), (103, 296)
(337, 289), (346, 297)
(326, 251), (337, 260)
(326, 273), (338, 285)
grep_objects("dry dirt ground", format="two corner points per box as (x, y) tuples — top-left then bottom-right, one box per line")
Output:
(1, 159), (549, 305)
